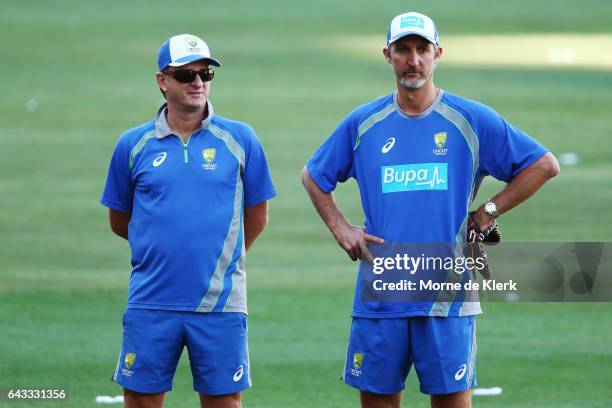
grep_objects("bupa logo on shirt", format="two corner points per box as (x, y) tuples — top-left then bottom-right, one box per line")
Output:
(381, 163), (447, 193)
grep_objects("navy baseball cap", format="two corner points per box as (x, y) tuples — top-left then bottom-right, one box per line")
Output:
(157, 34), (221, 72)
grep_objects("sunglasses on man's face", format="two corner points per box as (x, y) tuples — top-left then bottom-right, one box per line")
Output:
(165, 68), (215, 83)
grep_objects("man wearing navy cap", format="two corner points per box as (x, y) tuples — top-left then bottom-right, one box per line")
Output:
(101, 34), (276, 408)
(302, 12), (559, 408)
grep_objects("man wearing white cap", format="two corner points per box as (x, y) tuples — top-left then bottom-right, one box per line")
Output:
(302, 12), (558, 408)
(101, 34), (276, 407)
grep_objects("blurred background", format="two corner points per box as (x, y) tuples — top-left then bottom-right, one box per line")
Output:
(1, 1), (611, 406)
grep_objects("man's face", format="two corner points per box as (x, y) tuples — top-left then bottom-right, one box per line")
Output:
(383, 35), (442, 90)
(156, 60), (211, 111)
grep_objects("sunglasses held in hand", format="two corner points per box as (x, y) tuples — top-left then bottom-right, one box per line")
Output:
(165, 68), (215, 83)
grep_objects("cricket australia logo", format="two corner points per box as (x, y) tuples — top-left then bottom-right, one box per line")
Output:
(185, 36), (198, 47)
(185, 35), (202, 53)
(350, 352), (363, 377)
(122, 353), (136, 377)
(202, 148), (217, 171)
(433, 132), (448, 156)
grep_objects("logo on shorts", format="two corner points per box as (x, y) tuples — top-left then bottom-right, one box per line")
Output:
(454, 363), (467, 381)
(202, 148), (217, 171)
(381, 137), (396, 154)
(152, 152), (167, 167)
(122, 353), (136, 377)
(125, 353), (136, 369)
(350, 352), (363, 377)
(433, 132), (448, 156)
(233, 365), (244, 382)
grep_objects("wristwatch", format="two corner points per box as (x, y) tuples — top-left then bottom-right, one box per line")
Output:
(484, 201), (499, 219)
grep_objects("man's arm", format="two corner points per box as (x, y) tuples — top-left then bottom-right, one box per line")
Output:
(108, 208), (131, 240)
(472, 152), (560, 228)
(301, 167), (383, 263)
(244, 201), (269, 252)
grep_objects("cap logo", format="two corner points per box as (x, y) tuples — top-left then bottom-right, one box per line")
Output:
(185, 35), (198, 47)
(400, 16), (424, 29)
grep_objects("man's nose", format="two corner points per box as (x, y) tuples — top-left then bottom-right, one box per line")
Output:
(191, 73), (204, 86)
(406, 50), (419, 66)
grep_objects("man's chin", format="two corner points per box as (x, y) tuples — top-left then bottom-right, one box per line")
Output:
(184, 99), (206, 111)
(399, 77), (426, 90)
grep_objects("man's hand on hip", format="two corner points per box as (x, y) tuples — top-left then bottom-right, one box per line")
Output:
(333, 224), (384, 264)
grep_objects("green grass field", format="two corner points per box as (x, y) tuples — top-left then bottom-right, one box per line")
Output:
(1, 1), (611, 407)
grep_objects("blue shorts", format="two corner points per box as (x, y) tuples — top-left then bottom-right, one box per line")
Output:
(343, 316), (477, 395)
(112, 309), (250, 395)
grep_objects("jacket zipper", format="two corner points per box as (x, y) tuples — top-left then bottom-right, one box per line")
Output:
(176, 135), (190, 164)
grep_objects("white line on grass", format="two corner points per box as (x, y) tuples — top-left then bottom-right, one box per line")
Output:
(472, 387), (503, 396)
(95, 395), (124, 404)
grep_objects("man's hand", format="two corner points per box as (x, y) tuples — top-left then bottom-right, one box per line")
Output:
(301, 167), (384, 264)
(467, 211), (502, 279)
(333, 224), (384, 263)
(467, 211), (502, 244)
(465, 153), (558, 278)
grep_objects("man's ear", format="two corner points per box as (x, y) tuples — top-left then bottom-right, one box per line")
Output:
(383, 46), (392, 63)
(156, 72), (167, 92)
(434, 46), (443, 63)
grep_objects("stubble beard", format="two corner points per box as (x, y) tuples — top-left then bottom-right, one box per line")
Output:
(399, 76), (427, 90)
(398, 64), (436, 90)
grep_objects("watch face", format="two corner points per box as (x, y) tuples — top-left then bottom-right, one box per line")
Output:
(485, 202), (497, 214)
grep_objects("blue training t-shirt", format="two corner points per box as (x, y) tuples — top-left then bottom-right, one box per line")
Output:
(101, 102), (277, 314)
(307, 90), (548, 318)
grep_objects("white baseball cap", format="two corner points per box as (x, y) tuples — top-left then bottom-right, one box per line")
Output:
(157, 34), (221, 71)
(386, 12), (439, 47)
